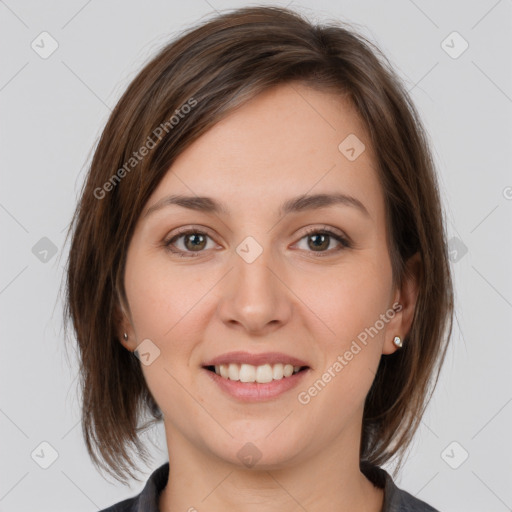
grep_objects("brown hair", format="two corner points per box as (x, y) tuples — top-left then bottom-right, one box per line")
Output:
(62, 5), (453, 483)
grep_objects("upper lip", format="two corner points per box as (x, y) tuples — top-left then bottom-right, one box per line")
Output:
(202, 351), (310, 368)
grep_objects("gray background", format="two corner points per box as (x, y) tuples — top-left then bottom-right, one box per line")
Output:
(1, 0), (511, 511)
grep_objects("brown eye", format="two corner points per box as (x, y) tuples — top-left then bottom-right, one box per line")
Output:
(183, 233), (207, 251)
(164, 229), (215, 257)
(307, 233), (331, 251)
(295, 227), (351, 256)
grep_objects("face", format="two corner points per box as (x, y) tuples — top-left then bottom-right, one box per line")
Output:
(118, 82), (416, 469)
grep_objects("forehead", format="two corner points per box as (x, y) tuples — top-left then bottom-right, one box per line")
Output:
(145, 83), (383, 220)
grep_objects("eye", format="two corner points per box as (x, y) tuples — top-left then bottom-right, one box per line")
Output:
(164, 227), (217, 257)
(294, 226), (351, 256)
(163, 225), (351, 258)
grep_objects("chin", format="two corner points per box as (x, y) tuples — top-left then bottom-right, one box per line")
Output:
(206, 434), (307, 471)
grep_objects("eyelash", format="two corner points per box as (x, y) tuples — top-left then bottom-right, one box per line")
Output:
(163, 225), (351, 258)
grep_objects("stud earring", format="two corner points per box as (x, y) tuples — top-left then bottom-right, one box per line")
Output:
(393, 336), (403, 348)
(123, 332), (128, 340)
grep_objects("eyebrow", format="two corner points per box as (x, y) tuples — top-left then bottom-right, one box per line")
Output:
(143, 192), (370, 219)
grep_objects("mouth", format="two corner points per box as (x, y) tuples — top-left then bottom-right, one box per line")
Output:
(203, 363), (309, 384)
(201, 351), (311, 401)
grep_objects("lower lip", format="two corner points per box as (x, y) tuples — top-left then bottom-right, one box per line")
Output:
(203, 368), (310, 402)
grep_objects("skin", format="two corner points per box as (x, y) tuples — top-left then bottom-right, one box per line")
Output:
(117, 82), (420, 512)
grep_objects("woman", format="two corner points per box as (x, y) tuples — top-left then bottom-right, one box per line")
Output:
(63, 5), (453, 511)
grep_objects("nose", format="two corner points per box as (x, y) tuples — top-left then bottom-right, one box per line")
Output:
(216, 242), (293, 335)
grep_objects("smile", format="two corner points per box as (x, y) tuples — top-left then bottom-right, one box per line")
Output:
(205, 363), (307, 383)
(201, 351), (311, 401)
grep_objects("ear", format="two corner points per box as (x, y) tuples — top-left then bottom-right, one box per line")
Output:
(114, 298), (137, 352)
(382, 252), (422, 355)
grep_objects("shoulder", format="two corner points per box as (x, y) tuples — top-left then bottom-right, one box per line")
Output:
(98, 462), (170, 512)
(392, 487), (440, 512)
(361, 462), (441, 512)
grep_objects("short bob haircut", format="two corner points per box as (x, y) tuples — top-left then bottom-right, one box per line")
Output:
(63, 5), (454, 484)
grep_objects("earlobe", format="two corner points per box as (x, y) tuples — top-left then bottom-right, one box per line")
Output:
(382, 252), (422, 355)
(121, 332), (137, 352)
(119, 326), (137, 352)
(114, 300), (137, 352)
(381, 322), (404, 355)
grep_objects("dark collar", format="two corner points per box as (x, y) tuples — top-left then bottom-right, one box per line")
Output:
(361, 462), (440, 512)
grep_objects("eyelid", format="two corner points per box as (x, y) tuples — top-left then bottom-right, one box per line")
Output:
(299, 224), (349, 241)
(168, 224), (216, 238)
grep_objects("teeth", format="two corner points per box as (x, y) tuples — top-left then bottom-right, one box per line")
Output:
(256, 364), (273, 383)
(239, 363), (256, 382)
(213, 363), (304, 383)
(228, 364), (240, 381)
(272, 363), (284, 380)
(219, 364), (229, 379)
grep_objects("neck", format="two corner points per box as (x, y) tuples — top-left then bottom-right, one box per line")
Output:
(158, 424), (384, 512)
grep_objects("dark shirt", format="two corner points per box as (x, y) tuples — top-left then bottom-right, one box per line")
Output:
(99, 461), (439, 512)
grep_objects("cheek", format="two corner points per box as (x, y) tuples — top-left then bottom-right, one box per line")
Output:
(124, 261), (202, 420)
(123, 253), (212, 405)
(291, 255), (393, 413)
(124, 250), (212, 341)
(297, 257), (393, 347)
